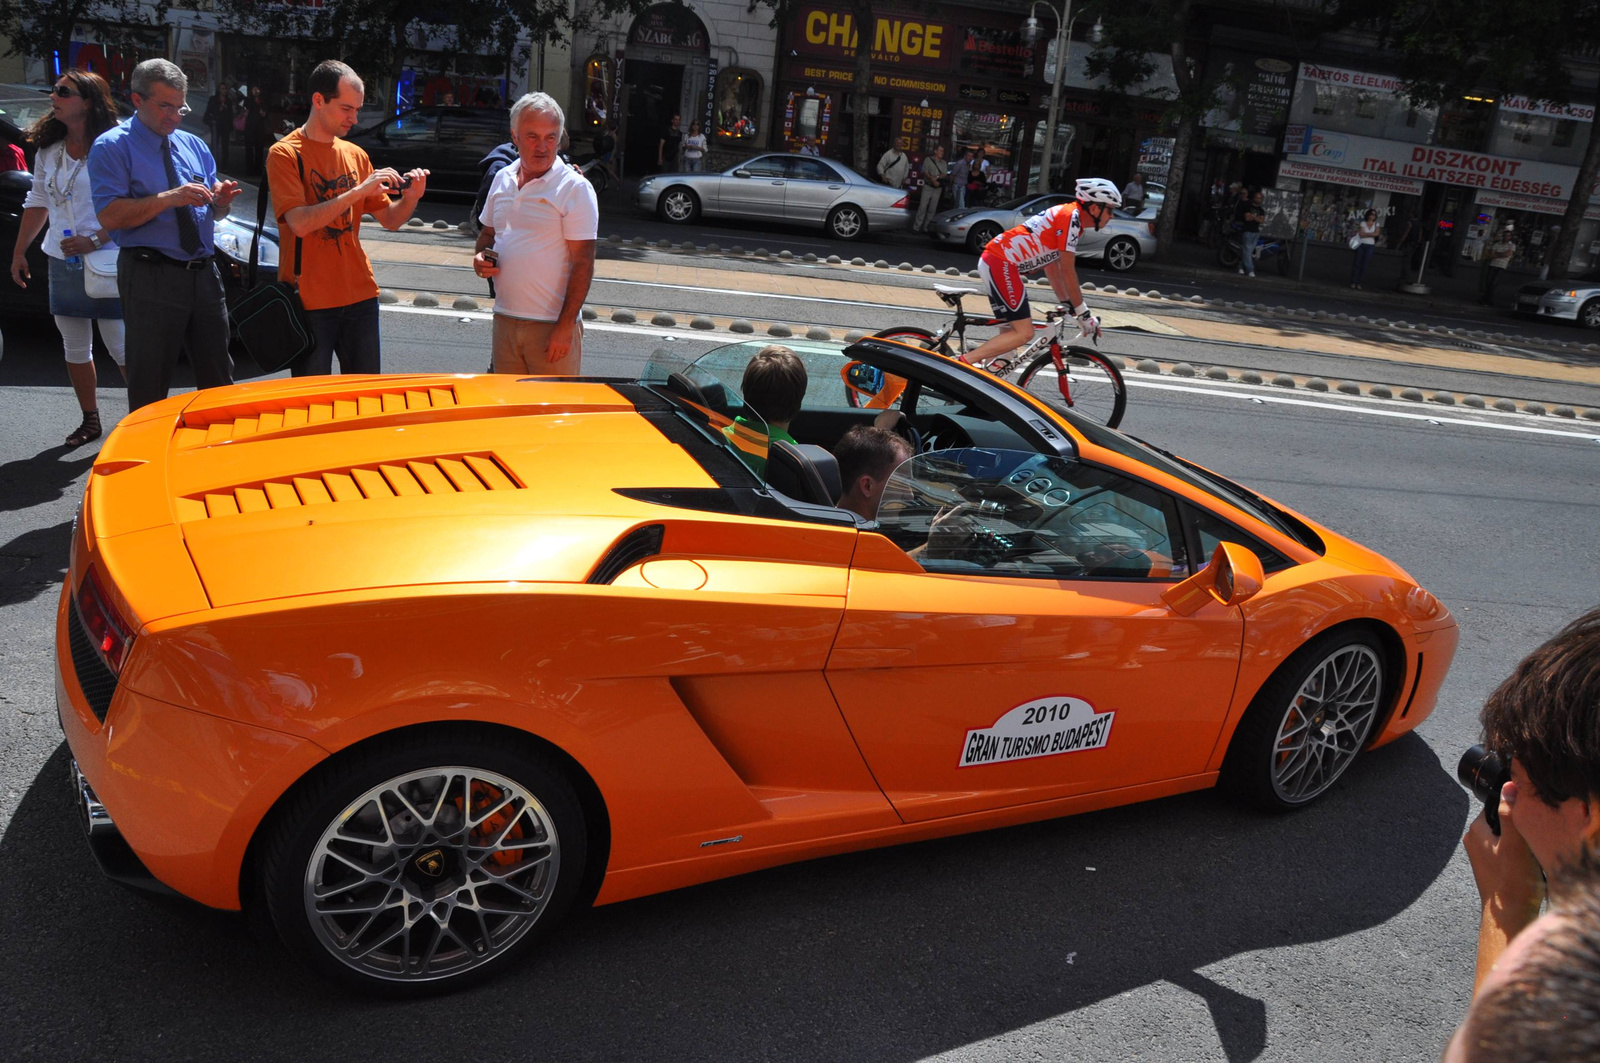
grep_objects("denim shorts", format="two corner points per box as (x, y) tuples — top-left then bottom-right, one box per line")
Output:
(48, 256), (124, 319)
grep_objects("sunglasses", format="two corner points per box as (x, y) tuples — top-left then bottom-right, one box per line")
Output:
(51, 85), (78, 98)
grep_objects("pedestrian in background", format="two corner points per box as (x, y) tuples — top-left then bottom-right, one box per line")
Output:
(202, 82), (232, 171)
(950, 146), (973, 211)
(593, 119), (619, 186)
(9, 69), (125, 446)
(1122, 172), (1146, 213)
(1234, 189), (1263, 277)
(657, 113), (682, 173)
(1478, 227), (1517, 306)
(269, 59), (429, 376)
(473, 93), (598, 375)
(876, 142), (909, 189)
(682, 120), (707, 172)
(243, 85), (267, 174)
(914, 143), (947, 233)
(1349, 208), (1380, 290)
(90, 58), (240, 411)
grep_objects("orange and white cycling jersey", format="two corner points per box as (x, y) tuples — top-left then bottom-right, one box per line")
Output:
(982, 201), (1084, 273)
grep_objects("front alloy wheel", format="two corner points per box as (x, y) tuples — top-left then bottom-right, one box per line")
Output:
(263, 732), (585, 993)
(659, 187), (699, 224)
(1579, 298), (1600, 329)
(1223, 631), (1387, 811)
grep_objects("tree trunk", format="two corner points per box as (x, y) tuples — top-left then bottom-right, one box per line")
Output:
(848, 0), (874, 174)
(1548, 117), (1600, 280)
(1155, 117), (1194, 256)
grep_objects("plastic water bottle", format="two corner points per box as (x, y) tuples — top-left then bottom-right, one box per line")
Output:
(62, 228), (82, 270)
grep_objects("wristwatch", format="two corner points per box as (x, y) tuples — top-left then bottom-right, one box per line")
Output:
(88, 232), (103, 249)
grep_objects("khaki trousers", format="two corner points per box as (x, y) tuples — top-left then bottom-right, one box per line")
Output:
(491, 315), (584, 375)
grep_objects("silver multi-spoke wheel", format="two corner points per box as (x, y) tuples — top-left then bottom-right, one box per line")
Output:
(660, 188), (697, 223)
(1105, 236), (1140, 272)
(1269, 645), (1382, 804)
(829, 206), (864, 240)
(303, 766), (560, 983)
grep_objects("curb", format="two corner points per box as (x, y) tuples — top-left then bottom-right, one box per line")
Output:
(374, 279), (1600, 423)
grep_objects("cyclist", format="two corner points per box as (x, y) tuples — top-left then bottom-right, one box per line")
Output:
(962, 177), (1122, 373)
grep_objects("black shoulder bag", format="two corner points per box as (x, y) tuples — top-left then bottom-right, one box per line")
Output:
(231, 152), (315, 373)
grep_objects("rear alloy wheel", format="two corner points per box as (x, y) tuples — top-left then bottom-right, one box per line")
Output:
(262, 731), (586, 994)
(1103, 236), (1141, 272)
(1223, 630), (1387, 811)
(658, 186), (700, 224)
(1579, 298), (1600, 329)
(966, 221), (1002, 255)
(827, 205), (867, 241)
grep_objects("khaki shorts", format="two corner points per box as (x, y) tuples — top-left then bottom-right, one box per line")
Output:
(491, 315), (583, 375)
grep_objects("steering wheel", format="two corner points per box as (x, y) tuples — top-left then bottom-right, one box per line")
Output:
(873, 408), (923, 454)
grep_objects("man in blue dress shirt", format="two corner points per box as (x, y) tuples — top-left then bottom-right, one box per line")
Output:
(91, 58), (241, 410)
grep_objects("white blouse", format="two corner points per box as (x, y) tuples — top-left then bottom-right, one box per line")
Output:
(22, 141), (112, 261)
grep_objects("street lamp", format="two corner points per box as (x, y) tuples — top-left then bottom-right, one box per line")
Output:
(1023, 0), (1072, 196)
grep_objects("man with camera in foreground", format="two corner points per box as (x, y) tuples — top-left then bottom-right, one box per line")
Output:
(1447, 608), (1600, 1058)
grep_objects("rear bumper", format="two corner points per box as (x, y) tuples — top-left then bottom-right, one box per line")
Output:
(864, 207), (912, 232)
(56, 583), (328, 909)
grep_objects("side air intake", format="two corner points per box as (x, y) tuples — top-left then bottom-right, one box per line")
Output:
(587, 524), (666, 585)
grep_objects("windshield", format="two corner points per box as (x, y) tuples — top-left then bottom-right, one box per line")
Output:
(639, 347), (771, 479)
(1058, 412), (1305, 544)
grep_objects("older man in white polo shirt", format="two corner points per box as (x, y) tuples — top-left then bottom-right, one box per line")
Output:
(473, 92), (598, 373)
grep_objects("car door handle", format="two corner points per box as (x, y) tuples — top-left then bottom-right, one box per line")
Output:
(828, 185), (842, 190)
(771, 180), (785, 185)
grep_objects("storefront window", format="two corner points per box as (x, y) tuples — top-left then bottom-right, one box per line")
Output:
(783, 91), (831, 147)
(714, 68), (761, 142)
(1487, 109), (1588, 164)
(1290, 78), (1436, 144)
(1297, 181), (1377, 243)
(952, 110), (1022, 205)
(1027, 120), (1076, 194)
(582, 56), (615, 131)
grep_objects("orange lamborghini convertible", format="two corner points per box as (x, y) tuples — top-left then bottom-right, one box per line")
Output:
(58, 337), (1457, 992)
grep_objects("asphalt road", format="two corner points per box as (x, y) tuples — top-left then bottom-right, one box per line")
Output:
(1, 306), (1598, 1062)
(401, 188), (1596, 346)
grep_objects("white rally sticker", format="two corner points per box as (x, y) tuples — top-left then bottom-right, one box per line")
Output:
(958, 697), (1115, 768)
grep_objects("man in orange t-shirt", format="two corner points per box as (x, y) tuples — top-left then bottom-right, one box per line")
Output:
(266, 59), (429, 375)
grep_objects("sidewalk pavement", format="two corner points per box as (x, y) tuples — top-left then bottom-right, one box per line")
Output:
(1140, 237), (1534, 319)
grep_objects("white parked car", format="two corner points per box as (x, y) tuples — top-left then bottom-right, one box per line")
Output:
(929, 194), (1156, 271)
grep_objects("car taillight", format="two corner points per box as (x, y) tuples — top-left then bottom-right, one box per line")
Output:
(1147, 222), (1156, 235)
(77, 566), (134, 675)
(892, 196), (907, 209)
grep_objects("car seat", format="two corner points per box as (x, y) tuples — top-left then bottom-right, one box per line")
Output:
(767, 441), (842, 507)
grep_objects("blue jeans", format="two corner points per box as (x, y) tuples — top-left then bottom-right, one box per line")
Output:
(1351, 243), (1376, 284)
(1241, 232), (1260, 275)
(293, 297), (381, 376)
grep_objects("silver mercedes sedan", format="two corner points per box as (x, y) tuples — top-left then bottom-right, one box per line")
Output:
(637, 154), (912, 241)
(928, 194), (1156, 271)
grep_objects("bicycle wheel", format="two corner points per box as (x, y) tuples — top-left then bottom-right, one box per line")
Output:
(1017, 344), (1127, 429)
(853, 327), (949, 409)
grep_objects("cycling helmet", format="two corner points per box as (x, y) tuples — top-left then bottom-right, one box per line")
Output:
(1075, 178), (1123, 207)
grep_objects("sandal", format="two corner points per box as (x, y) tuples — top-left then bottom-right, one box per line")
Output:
(66, 410), (102, 449)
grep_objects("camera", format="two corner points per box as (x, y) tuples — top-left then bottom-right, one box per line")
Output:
(393, 176), (413, 191)
(1458, 745), (1512, 835)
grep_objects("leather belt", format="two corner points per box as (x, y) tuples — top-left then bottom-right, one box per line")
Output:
(123, 246), (209, 271)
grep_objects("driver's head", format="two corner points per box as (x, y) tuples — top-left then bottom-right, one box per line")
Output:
(835, 426), (913, 521)
(1446, 849), (1600, 1063)
(742, 345), (807, 431)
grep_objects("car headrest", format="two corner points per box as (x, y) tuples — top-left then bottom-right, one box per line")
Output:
(767, 440), (841, 507)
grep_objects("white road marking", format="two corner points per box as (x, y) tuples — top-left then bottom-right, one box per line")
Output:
(381, 304), (1599, 442)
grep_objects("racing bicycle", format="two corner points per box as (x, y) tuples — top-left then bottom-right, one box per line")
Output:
(860, 284), (1127, 429)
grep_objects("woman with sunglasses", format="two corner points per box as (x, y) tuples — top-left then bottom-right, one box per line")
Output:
(9, 70), (126, 447)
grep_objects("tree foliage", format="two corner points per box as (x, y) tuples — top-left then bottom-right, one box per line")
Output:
(212, 0), (653, 86)
(0, 0), (172, 68)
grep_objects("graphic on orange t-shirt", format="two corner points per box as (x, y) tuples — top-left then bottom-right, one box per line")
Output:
(266, 129), (390, 311)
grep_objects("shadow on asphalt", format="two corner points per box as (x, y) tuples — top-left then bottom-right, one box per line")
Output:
(0, 519), (72, 607)
(2, 735), (1463, 1062)
(0, 446), (95, 513)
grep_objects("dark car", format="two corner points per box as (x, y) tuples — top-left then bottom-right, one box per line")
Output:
(0, 170), (281, 323)
(343, 106), (509, 194)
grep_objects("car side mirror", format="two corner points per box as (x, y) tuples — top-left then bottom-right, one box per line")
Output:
(1161, 542), (1264, 616)
(733, 169), (751, 178)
